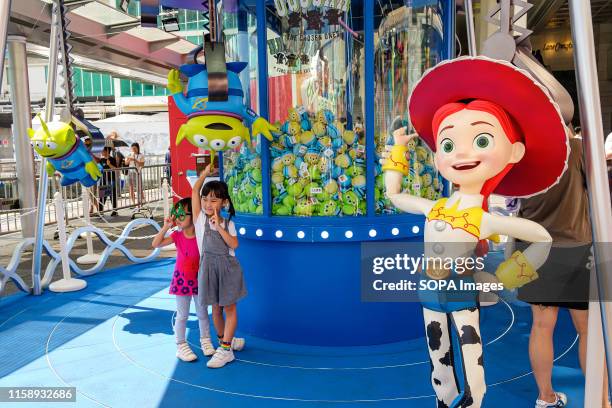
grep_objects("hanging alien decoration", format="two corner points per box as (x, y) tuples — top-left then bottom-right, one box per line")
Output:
(167, 61), (278, 164)
(28, 114), (102, 187)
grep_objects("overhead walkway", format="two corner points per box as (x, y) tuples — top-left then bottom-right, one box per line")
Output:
(10, 0), (196, 85)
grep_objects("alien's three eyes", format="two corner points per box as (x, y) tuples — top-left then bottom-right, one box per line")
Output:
(192, 134), (242, 150)
(193, 134), (209, 147)
(226, 136), (242, 148)
(31, 141), (58, 150)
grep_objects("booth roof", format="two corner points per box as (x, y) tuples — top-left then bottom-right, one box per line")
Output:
(93, 113), (169, 123)
(91, 114), (170, 156)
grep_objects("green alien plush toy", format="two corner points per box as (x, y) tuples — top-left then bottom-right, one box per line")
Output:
(334, 153), (351, 169)
(308, 165), (322, 180)
(320, 199), (338, 216)
(287, 182), (304, 198)
(295, 197), (314, 216)
(324, 179), (339, 195)
(343, 190), (359, 207)
(28, 115), (102, 187)
(272, 172), (284, 185)
(282, 195), (297, 209)
(300, 130), (316, 146)
(312, 121), (326, 137)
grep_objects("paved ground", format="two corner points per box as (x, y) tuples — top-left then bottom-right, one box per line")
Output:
(0, 205), (175, 297)
(0, 263), (585, 408)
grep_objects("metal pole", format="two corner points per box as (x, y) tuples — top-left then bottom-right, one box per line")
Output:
(215, 0), (223, 43)
(162, 178), (170, 220)
(237, 9), (249, 105)
(0, 0), (12, 90)
(464, 0), (477, 56)
(31, 0), (61, 295)
(255, 0), (271, 217)
(76, 187), (100, 265)
(444, 0), (457, 59)
(7, 35), (37, 238)
(48, 192), (86, 292)
(160, 178), (175, 251)
(568, 1), (612, 405)
(54, 192), (71, 281)
(364, 0), (374, 216)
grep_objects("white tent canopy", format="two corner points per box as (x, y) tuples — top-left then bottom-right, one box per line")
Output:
(92, 113), (170, 158)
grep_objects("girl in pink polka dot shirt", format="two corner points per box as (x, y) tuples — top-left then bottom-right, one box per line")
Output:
(152, 198), (214, 361)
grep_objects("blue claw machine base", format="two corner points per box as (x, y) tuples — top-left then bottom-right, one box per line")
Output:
(234, 215), (426, 346)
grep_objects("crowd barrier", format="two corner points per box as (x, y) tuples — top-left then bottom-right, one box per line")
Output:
(0, 163), (170, 235)
(0, 176), (175, 296)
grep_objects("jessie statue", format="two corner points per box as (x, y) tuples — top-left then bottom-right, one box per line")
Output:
(382, 56), (569, 408)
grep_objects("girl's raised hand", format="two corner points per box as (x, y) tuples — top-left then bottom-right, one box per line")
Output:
(200, 164), (213, 179)
(163, 216), (175, 229)
(210, 209), (219, 227)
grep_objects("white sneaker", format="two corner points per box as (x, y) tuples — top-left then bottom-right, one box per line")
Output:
(206, 347), (235, 368)
(231, 337), (245, 351)
(201, 337), (215, 357)
(176, 342), (197, 362)
(535, 392), (567, 408)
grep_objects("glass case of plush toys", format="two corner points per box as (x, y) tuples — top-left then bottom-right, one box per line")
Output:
(224, 106), (444, 217)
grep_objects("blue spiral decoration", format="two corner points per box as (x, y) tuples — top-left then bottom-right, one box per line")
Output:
(0, 218), (163, 295)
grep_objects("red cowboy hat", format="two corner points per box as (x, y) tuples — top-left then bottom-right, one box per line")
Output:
(409, 56), (569, 198)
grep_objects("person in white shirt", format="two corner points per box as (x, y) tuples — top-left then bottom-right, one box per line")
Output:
(192, 164), (247, 369)
(125, 142), (145, 205)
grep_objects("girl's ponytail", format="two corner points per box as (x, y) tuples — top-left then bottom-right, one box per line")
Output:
(221, 182), (236, 222)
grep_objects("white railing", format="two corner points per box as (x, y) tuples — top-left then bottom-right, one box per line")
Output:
(0, 179), (175, 295)
(0, 163), (170, 235)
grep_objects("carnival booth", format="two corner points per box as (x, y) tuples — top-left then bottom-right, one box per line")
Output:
(169, 0), (454, 346)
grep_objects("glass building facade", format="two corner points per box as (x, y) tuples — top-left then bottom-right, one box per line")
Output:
(72, 68), (114, 97)
(50, 66), (169, 98)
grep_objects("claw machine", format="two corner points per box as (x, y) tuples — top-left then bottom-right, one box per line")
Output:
(170, 0), (455, 346)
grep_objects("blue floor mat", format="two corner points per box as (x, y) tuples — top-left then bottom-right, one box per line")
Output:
(0, 259), (584, 407)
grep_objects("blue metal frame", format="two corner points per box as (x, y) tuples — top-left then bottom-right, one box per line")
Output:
(218, 151), (224, 180)
(364, 0), (375, 218)
(344, 26), (353, 129)
(237, 8), (251, 109)
(444, 0), (456, 60)
(442, 0), (455, 196)
(256, 0), (272, 217)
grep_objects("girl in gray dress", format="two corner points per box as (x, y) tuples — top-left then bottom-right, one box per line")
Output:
(192, 165), (247, 368)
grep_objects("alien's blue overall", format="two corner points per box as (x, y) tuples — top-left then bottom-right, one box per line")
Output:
(171, 62), (261, 126)
(49, 139), (101, 187)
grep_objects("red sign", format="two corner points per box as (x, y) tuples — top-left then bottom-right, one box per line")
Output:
(168, 98), (198, 202)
